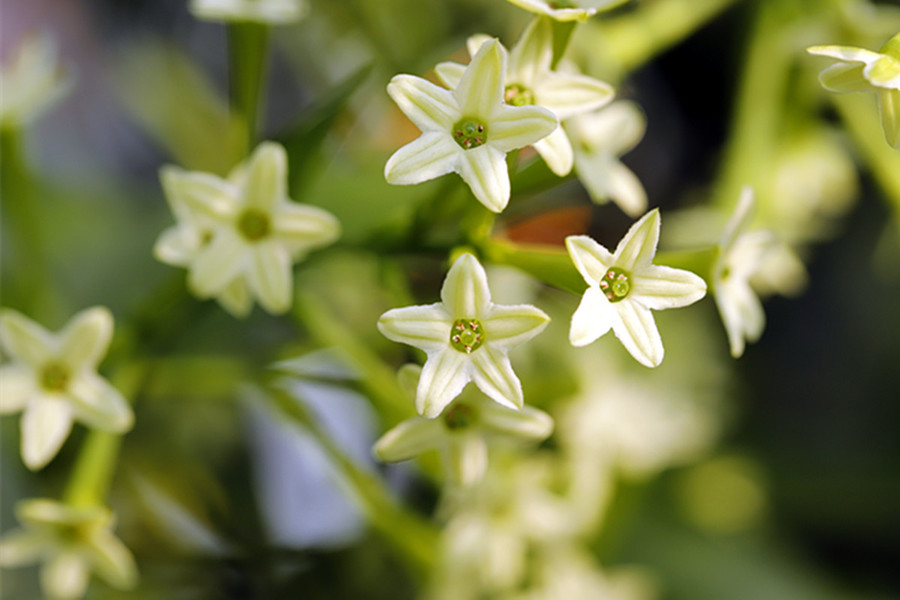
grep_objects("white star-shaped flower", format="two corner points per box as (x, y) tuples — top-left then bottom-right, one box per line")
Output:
(434, 18), (614, 177)
(566, 209), (707, 367)
(189, 0), (307, 24)
(714, 188), (807, 358)
(567, 100), (648, 217)
(0, 33), (71, 128)
(0, 499), (137, 600)
(374, 365), (553, 487)
(808, 32), (900, 148)
(505, 0), (630, 22)
(0, 307), (133, 470)
(154, 142), (340, 316)
(384, 39), (558, 213)
(377, 253), (549, 418)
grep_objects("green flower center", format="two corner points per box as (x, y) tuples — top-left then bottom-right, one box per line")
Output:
(452, 118), (488, 150)
(449, 318), (485, 354)
(40, 362), (70, 393)
(504, 84), (535, 107)
(443, 402), (477, 430)
(599, 267), (631, 302)
(237, 209), (271, 242)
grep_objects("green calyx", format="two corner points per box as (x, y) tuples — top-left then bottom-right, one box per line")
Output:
(880, 32), (900, 62)
(452, 118), (488, 150)
(504, 84), (535, 107)
(450, 318), (485, 354)
(40, 362), (70, 393)
(237, 209), (271, 241)
(599, 267), (631, 302)
(443, 402), (477, 430)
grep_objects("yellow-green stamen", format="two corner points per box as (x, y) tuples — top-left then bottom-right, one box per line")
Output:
(40, 362), (70, 393)
(237, 209), (271, 241)
(599, 267), (631, 302)
(452, 118), (488, 150)
(450, 318), (485, 353)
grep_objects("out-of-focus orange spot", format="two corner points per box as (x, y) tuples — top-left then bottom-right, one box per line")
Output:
(502, 205), (592, 246)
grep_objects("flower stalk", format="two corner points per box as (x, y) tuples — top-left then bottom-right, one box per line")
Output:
(229, 22), (269, 155)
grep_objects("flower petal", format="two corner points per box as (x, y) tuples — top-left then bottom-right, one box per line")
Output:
(465, 34), (494, 59)
(818, 62), (871, 93)
(0, 529), (47, 566)
(377, 303), (452, 352)
(533, 126), (573, 176)
(21, 396), (73, 470)
(0, 309), (54, 367)
(505, 0), (596, 21)
(441, 253), (492, 318)
(243, 142), (287, 212)
(273, 203), (340, 251)
(488, 104), (558, 153)
(58, 307), (113, 371)
(614, 208), (660, 271)
(0, 364), (33, 414)
(153, 225), (203, 266)
(247, 242), (293, 314)
(479, 403), (553, 440)
(188, 229), (247, 298)
(878, 88), (900, 148)
(720, 186), (756, 251)
(716, 279), (765, 358)
(632, 264), (707, 310)
(566, 235), (613, 285)
(508, 16), (552, 86)
(445, 435), (487, 487)
(384, 132), (460, 185)
(373, 417), (444, 462)
(85, 529), (139, 590)
(535, 71), (614, 121)
(604, 160), (648, 217)
(482, 304), (549, 350)
(434, 61), (466, 90)
(569, 286), (612, 346)
(417, 349), (471, 418)
(216, 279), (254, 318)
(865, 55), (900, 89)
(455, 39), (506, 118)
(469, 344), (523, 410)
(160, 166), (236, 222)
(68, 373), (134, 433)
(611, 300), (664, 367)
(387, 74), (458, 131)
(41, 551), (90, 600)
(807, 45), (883, 65)
(457, 145), (511, 212)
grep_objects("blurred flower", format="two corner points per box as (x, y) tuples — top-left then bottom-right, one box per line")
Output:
(0, 499), (137, 600)
(384, 39), (557, 213)
(566, 210), (707, 367)
(0, 33), (71, 129)
(155, 141), (340, 316)
(808, 32), (900, 147)
(505, 0), (630, 22)
(0, 307), (132, 470)
(435, 18), (613, 176)
(374, 365), (553, 487)
(189, 0), (307, 24)
(567, 101), (647, 217)
(713, 188), (807, 358)
(377, 253), (549, 418)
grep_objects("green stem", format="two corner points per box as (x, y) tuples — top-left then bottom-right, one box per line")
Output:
(655, 247), (720, 286)
(228, 22), (270, 154)
(265, 385), (438, 576)
(482, 238), (585, 294)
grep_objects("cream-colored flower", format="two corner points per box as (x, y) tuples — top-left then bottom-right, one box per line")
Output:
(808, 32), (900, 147)
(377, 253), (549, 418)
(435, 18), (614, 176)
(505, 0), (630, 22)
(189, 0), (307, 24)
(0, 33), (71, 128)
(0, 308), (132, 470)
(566, 210), (707, 367)
(154, 141), (340, 316)
(385, 39), (558, 213)
(0, 499), (137, 600)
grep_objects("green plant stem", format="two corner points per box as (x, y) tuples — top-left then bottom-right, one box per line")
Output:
(229, 22), (269, 155)
(63, 362), (147, 507)
(483, 238), (585, 295)
(655, 247), (720, 286)
(265, 385), (438, 576)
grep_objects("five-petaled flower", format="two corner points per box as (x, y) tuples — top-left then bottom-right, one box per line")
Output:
(377, 253), (549, 418)
(0, 307), (133, 470)
(0, 499), (137, 600)
(435, 17), (614, 177)
(384, 39), (558, 213)
(155, 141), (340, 317)
(566, 209), (707, 367)
(807, 32), (900, 148)
(374, 365), (553, 487)
(189, 0), (307, 24)
(505, 0), (630, 22)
